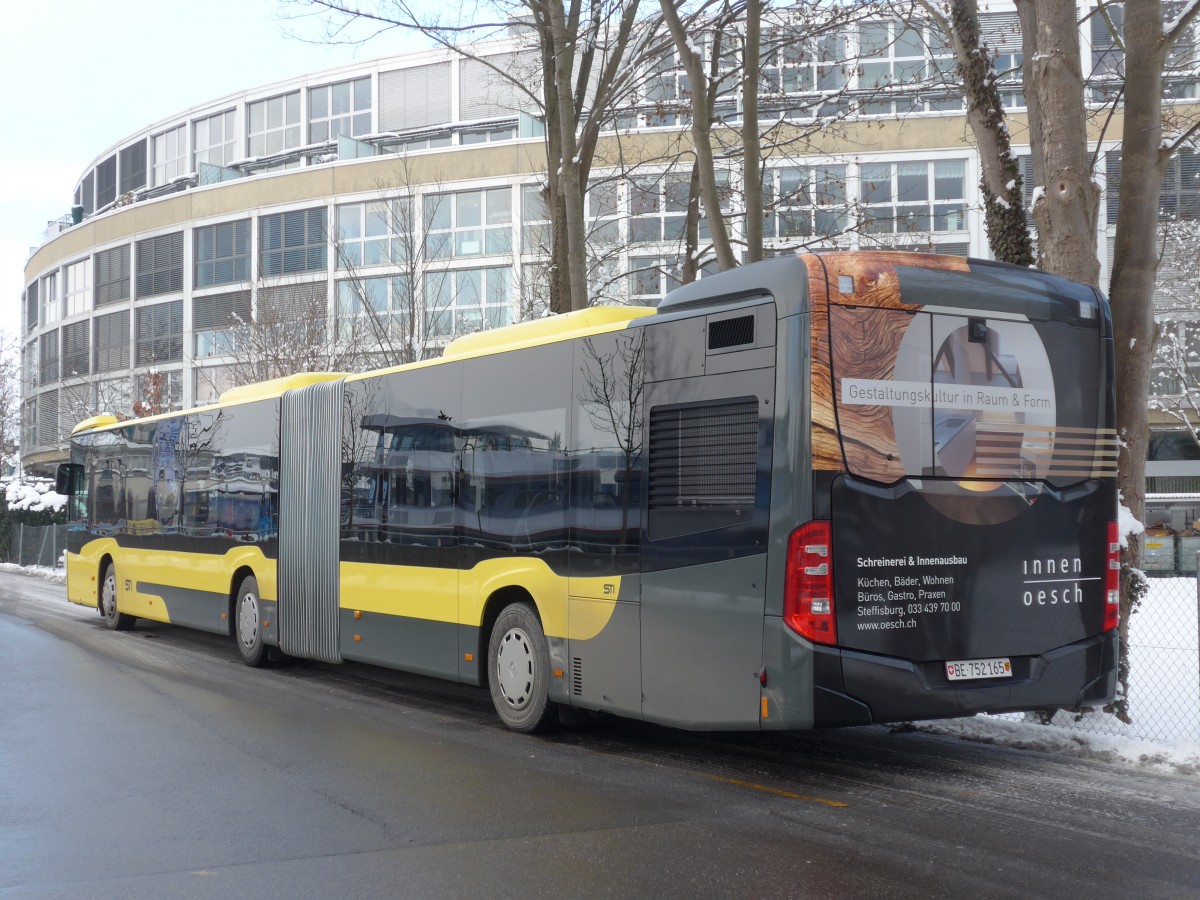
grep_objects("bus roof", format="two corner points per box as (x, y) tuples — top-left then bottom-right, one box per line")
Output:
(69, 372), (347, 438)
(441, 306), (656, 360)
(218, 372), (345, 404)
(70, 310), (657, 438)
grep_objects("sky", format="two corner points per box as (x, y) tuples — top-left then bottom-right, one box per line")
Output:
(0, 0), (428, 340)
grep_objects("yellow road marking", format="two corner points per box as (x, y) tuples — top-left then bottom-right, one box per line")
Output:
(709, 774), (849, 808)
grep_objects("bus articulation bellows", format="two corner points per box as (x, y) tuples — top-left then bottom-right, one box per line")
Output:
(59, 252), (1119, 732)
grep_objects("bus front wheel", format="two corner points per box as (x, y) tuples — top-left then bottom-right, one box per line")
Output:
(487, 602), (555, 733)
(234, 576), (267, 668)
(100, 563), (135, 631)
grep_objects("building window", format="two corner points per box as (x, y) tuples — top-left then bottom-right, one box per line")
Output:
(22, 399), (37, 453)
(119, 140), (148, 194)
(764, 165), (850, 240)
(25, 281), (38, 333)
(248, 91), (301, 157)
(153, 124), (188, 186)
(194, 109), (238, 168)
(22, 343), (37, 392)
(426, 189), (512, 259)
(424, 267), (511, 339)
(258, 281), (328, 326)
(39, 330), (59, 385)
(96, 155), (117, 209)
(41, 271), (60, 326)
(336, 200), (411, 268)
(64, 259), (92, 317)
(859, 160), (966, 235)
(81, 171), (95, 217)
(309, 77), (371, 143)
(136, 301), (184, 365)
(193, 290), (250, 358)
(38, 391), (59, 447)
(62, 321), (90, 378)
(521, 183), (550, 252)
(136, 232), (184, 297)
(630, 175), (690, 243)
(95, 311), (130, 373)
(60, 384), (91, 439)
(857, 20), (957, 115)
(394, 133), (452, 153)
(760, 27), (847, 96)
(260, 208), (327, 276)
(642, 46), (690, 126)
(194, 365), (237, 406)
(95, 377), (133, 419)
(629, 256), (683, 303)
(587, 180), (621, 245)
(95, 245), (131, 307)
(460, 126), (516, 145)
(194, 219), (251, 287)
(337, 276), (412, 343)
(135, 370), (183, 413)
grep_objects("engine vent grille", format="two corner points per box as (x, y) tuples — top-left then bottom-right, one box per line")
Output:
(648, 398), (758, 511)
(708, 315), (755, 350)
(572, 657), (583, 696)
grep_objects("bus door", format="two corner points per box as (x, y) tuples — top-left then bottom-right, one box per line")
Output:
(639, 308), (776, 729)
(827, 282), (1116, 714)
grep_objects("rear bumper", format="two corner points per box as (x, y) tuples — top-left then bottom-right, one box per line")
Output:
(811, 630), (1118, 727)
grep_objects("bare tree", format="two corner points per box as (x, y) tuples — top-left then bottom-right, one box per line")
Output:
(293, 0), (660, 314)
(223, 278), (364, 385)
(1148, 218), (1200, 441)
(0, 336), (20, 469)
(914, 0), (1034, 265)
(331, 161), (451, 365)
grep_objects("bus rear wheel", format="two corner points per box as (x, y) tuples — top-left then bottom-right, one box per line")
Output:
(234, 576), (267, 668)
(100, 563), (135, 631)
(487, 602), (555, 733)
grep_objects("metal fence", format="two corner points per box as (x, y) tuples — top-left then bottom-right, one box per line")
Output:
(1043, 571), (1200, 746)
(7, 523), (68, 569)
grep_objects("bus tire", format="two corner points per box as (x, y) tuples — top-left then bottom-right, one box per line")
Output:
(234, 576), (267, 668)
(487, 602), (555, 733)
(100, 563), (135, 631)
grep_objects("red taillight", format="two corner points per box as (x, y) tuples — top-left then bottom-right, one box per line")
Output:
(784, 520), (837, 645)
(1104, 521), (1120, 632)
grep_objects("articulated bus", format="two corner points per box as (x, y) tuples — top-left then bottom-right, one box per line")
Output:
(58, 252), (1119, 732)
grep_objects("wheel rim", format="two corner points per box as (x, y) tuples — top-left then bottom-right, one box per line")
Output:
(102, 572), (117, 620)
(238, 590), (259, 649)
(495, 626), (535, 710)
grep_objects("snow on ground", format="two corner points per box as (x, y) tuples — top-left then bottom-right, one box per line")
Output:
(0, 562), (64, 584)
(911, 717), (1200, 777)
(4, 564), (1199, 773)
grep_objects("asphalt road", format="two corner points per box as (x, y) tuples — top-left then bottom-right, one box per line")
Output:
(2, 570), (1199, 899)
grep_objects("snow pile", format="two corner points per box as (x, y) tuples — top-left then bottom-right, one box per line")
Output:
(909, 716), (1200, 777)
(2, 478), (67, 513)
(0, 562), (64, 584)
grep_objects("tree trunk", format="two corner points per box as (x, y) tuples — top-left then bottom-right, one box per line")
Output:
(1109, 0), (1170, 720)
(1015, 1), (1046, 192)
(945, 0), (1034, 266)
(742, 0), (763, 264)
(659, 0), (737, 271)
(537, 16), (572, 317)
(546, 0), (591, 311)
(1019, 0), (1100, 285)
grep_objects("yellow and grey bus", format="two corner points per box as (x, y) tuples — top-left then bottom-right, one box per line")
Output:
(58, 252), (1120, 732)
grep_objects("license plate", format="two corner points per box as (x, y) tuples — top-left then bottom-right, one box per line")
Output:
(945, 657), (1012, 681)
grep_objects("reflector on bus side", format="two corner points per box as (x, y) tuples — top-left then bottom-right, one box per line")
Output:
(1105, 521), (1120, 632)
